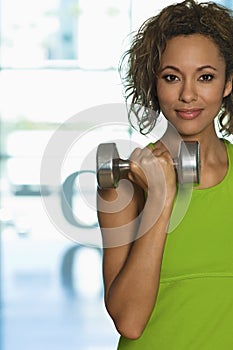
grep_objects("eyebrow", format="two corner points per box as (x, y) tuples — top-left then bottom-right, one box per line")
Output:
(159, 65), (217, 73)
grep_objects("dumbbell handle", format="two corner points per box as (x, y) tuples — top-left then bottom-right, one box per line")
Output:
(114, 158), (130, 172)
(113, 157), (184, 187)
(114, 150), (188, 174)
(115, 156), (181, 170)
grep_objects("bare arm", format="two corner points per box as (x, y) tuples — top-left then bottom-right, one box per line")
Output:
(97, 142), (176, 339)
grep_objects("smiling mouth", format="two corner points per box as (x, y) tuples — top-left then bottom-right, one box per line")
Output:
(176, 109), (203, 120)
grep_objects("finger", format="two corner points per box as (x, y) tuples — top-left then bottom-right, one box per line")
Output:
(129, 147), (142, 161)
(152, 141), (169, 157)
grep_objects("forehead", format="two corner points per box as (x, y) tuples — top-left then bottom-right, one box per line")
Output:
(161, 34), (225, 68)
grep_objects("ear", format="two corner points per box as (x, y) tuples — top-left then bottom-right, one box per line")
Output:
(223, 75), (233, 98)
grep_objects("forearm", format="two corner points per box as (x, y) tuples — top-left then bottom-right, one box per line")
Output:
(105, 199), (173, 339)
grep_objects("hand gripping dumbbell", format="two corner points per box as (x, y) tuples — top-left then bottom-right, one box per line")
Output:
(96, 141), (200, 188)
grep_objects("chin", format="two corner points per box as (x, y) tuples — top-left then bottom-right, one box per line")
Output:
(176, 128), (202, 139)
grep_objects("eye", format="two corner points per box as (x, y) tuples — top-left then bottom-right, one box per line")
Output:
(199, 74), (214, 81)
(162, 74), (179, 82)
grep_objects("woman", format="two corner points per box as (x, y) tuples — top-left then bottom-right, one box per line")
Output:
(97, 0), (233, 348)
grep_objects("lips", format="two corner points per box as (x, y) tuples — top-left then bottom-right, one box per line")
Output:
(176, 108), (203, 120)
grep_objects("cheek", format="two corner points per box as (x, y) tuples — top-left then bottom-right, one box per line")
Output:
(201, 91), (224, 113)
(199, 83), (226, 101)
(158, 94), (177, 115)
(157, 85), (176, 105)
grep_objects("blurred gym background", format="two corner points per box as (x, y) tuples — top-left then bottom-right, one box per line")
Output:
(0, 0), (232, 349)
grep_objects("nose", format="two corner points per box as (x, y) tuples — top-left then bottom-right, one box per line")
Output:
(179, 80), (198, 103)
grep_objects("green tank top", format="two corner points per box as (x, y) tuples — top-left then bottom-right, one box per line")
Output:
(118, 139), (233, 350)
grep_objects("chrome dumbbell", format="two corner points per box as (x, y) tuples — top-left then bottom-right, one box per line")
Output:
(96, 141), (200, 188)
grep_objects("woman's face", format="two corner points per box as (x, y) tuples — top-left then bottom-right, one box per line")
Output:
(156, 34), (232, 139)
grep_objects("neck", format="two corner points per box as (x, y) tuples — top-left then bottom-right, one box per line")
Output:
(181, 126), (224, 163)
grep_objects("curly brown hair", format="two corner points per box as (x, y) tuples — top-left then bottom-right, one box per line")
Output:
(120, 0), (233, 135)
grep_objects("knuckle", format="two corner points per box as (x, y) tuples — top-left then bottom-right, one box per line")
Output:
(130, 147), (141, 160)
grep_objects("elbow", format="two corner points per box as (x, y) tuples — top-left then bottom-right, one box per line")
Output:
(105, 298), (147, 340)
(112, 315), (145, 340)
(116, 325), (144, 340)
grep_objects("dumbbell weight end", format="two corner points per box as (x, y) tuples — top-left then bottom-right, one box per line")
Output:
(176, 141), (200, 185)
(96, 143), (130, 189)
